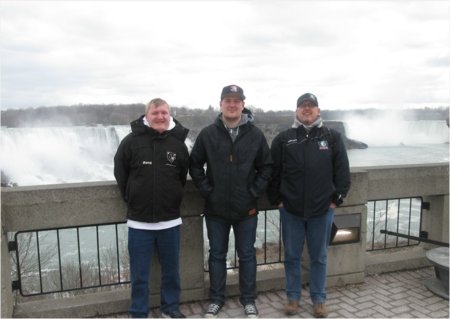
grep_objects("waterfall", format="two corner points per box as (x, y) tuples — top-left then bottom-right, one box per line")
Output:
(1, 120), (447, 186)
(1, 126), (125, 186)
(344, 118), (449, 146)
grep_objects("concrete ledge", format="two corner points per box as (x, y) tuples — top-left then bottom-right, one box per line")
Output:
(13, 285), (206, 318)
(328, 271), (366, 287)
(13, 289), (130, 318)
(12, 269), (287, 318)
(208, 264), (365, 302)
(221, 266), (286, 297)
(365, 245), (432, 275)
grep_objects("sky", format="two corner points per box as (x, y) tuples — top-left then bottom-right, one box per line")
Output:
(0, 0), (449, 111)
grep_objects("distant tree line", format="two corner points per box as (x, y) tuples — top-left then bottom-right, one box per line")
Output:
(1, 103), (448, 128)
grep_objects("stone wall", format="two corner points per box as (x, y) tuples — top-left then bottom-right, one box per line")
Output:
(1, 163), (448, 317)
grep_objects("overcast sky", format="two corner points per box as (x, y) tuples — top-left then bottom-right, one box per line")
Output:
(1, 0), (448, 111)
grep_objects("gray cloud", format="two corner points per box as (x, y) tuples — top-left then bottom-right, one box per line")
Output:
(0, 0), (448, 110)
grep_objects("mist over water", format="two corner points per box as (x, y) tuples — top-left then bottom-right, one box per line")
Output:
(344, 116), (449, 146)
(1, 119), (448, 186)
(1, 126), (129, 186)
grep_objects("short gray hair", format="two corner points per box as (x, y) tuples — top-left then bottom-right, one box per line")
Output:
(145, 98), (170, 114)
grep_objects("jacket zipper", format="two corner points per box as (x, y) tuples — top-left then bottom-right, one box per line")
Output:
(152, 141), (157, 221)
(227, 131), (234, 213)
(303, 132), (309, 216)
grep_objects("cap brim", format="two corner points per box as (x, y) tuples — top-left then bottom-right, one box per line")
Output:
(222, 93), (245, 100)
(298, 98), (318, 106)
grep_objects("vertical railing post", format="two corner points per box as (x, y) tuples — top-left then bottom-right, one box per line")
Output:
(1, 228), (14, 318)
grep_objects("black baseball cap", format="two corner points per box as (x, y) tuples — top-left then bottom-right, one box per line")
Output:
(221, 85), (245, 100)
(297, 93), (318, 107)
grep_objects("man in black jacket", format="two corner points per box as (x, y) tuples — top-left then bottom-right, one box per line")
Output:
(114, 98), (189, 318)
(189, 85), (272, 318)
(267, 93), (351, 318)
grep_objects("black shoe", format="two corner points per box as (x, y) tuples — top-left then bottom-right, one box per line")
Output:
(161, 309), (186, 318)
(204, 303), (223, 318)
(244, 303), (259, 318)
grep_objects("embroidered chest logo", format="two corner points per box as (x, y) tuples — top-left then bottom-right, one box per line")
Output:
(286, 139), (297, 145)
(166, 151), (177, 167)
(318, 140), (329, 150)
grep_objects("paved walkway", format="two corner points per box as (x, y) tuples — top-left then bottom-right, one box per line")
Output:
(120, 267), (449, 318)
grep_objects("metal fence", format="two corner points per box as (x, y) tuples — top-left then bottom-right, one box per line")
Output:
(9, 223), (129, 297)
(9, 209), (284, 297)
(366, 197), (423, 251)
(9, 197), (424, 297)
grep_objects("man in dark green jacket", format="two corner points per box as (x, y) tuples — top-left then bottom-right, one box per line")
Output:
(114, 98), (189, 318)
(189, 85), (272, 318)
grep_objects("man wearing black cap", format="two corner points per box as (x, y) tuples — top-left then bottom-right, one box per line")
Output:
(267, 93), (351, 318)
(190, 85), (272, 318)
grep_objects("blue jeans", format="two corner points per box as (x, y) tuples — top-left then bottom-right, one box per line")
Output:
(280, 207), (334, 304)
(128, 226), (181, 318)
(205, 216), (257, 306)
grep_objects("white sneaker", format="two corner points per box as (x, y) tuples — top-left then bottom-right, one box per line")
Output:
(204, 303), (222, 318)
(244, 303), (259, 318)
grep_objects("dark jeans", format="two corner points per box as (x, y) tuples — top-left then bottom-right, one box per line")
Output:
(128, 226), (181, 318)
(205, 216), (257, 306)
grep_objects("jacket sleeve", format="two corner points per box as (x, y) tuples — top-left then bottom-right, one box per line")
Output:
(189, 131), (213, 198)
(249, 132), (273, 198)
(179, 144), (190, 187)
(331, 131), (351, 204)
(266, 133), (284, 206)
(114, 136), (131, 202)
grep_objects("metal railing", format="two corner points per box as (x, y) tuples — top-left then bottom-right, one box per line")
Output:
(9, 222), (129, 297)
(10, 209), (284, 297)
(366, 197), (423, 251)
(9, 197), (425, 297)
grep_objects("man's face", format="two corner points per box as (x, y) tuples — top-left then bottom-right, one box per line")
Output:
(220, 95), (244, 122)
(296, 101), (320, 125)
(145, 103), (170, 133)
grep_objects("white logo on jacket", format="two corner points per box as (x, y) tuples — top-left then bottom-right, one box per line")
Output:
(166, 151), (177, 167)
(318, 140), (329, 150)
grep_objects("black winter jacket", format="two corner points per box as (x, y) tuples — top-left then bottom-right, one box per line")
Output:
(267, 125), (351, 218)
(189, 109), (272, 222)
(114, 115), (190, 223)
